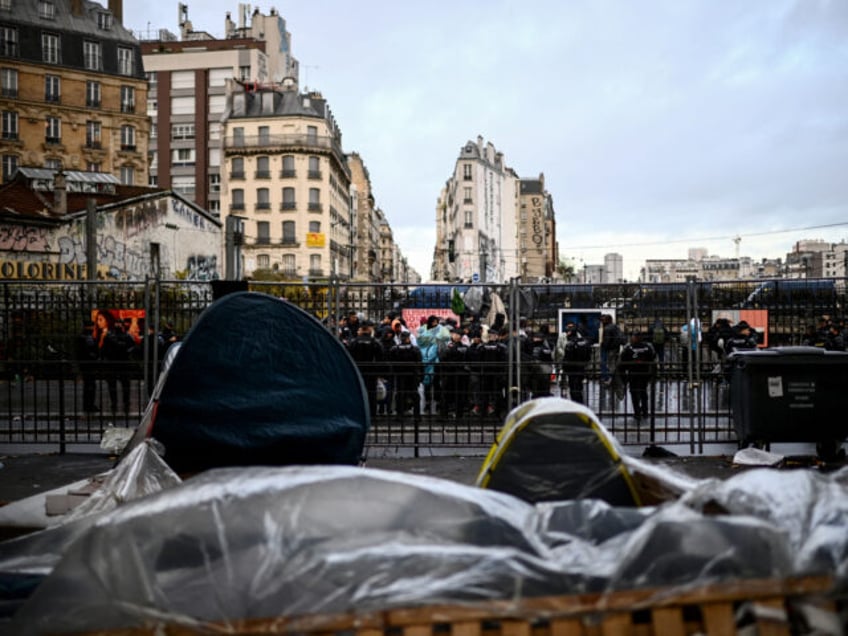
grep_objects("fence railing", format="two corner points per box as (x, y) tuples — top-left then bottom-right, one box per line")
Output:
(0, 278), (843, 452)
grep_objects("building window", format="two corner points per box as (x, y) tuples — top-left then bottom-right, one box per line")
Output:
(463, 164), (472, 180)
(171, 123), (195, 140)
(463, 187), (472, 204)
(120, 165), (134, 185)
(257, 254), (270, 269)
(309, 220), (321, 233)
(309, 254), (322, 276)
(281, 155), (295, 177)
(45, 116), (60, 144)
(255, 156), (270, 178)
(172, 147), (195, 166)
(306, 125), (317, 143)
(83, 40), (101, 70)
(281, 187), (295, 210)
(231, 188), (244, 210)
(208, 199), (220, 214)
(150, 123), (157, 139)
(172, 175), (195, 194)
(464, 210), (473, 228)
(0, 26), (17, 56)
(230, 157), (244, 179)
(308, 188), (321, 211)
(146, 71), (157, 87)
(209, 173), (220, 193)
(258, 125), (270, 145)
(97, 11), (112, 30)
(117, 46), (134, 75)
(42, 32), (60, 64)
(44, 74), (60, 102)
(120, 86), (135, 113)
(238, 65), (250, 81)
(170, 95), (194, 115)
(44, 157), (61, 170)
(87, 161), (100, 172)
(257, 221), (270, 245)
(85, 120), (101, 148)
(2, 110), (17, 139)
(2, 154), (17, 182)
(282, 220), (296, 245)
(86, 80), (100, 107)
(0, 67), (16, 97)
(120, 125), (135, 150)
(38, 0), (55, 19)
(232, 127), (244, 147)
(0, 0), (11, 11)
(308, 156), (321, 179)
(256, 187), (270, 210)
(282, 254), (296, 275)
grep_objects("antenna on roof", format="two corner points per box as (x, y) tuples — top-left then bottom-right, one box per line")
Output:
(302, 64), (319, 90)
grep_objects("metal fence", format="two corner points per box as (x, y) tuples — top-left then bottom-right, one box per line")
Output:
(0, 278), (843, 453)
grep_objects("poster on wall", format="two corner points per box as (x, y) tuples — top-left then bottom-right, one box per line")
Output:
(90, 308), (146, 345)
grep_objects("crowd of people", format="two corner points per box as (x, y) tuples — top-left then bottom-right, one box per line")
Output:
(339, 308), (844, 423)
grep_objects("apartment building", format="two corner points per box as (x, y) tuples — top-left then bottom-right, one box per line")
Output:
(518, 175), (557, 282)
(432, 136), (521, 283)
(221, 83), (353, 280)
(347, 152), (380, 282)
(140, 4), (298, 217)
(0, 0), (148, 184)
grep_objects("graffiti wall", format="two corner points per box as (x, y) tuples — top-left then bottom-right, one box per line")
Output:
(0, 195), (222, 281)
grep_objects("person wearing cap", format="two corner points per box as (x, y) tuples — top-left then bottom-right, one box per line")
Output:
(474, 326), (507, 416)
(440, 326), (471, 418)
(389, 329), (423, 420)
(554, 321), (592, 404)
(724, 321), (758, 357)
(347, 320), (385, 418)
(619, 331), (657, 423)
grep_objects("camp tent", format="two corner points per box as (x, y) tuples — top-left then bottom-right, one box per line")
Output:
(125, 291), (370, 473)
(476, 397), (642, 506)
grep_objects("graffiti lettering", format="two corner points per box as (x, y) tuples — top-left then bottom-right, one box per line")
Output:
(172, 199), (210, 231)
(186, 254), (220, 281)
(0, 225), (52, 252)
(115, 200), (166, 240)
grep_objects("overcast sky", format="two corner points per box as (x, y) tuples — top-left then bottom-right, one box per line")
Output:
(123, 1), (848, 281)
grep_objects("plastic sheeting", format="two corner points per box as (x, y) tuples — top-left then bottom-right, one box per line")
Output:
(8, 462), (848, 633)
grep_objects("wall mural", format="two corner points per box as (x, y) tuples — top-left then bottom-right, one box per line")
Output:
(0, 197), (221, 280)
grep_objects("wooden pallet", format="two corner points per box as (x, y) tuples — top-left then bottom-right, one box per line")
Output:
(85, 575), (843, 635)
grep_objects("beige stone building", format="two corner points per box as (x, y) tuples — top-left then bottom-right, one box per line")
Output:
(0, 0), (148, 184)
(347, 152), (380, 282)
(221, 83), (353, 280)
(518, 174), (557, 282)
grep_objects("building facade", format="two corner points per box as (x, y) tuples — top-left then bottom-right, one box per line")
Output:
(432, 136), (521, 283)
(347, 152), (380, 282)
(220, 83), (353, 280)
(0, 0), (148, 184)
(0, 167), (221, 280)
(518, 175), (557, 282)
(140, 4), (298, 217)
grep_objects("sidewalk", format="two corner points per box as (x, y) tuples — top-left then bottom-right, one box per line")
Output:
(1, 444), (842, 506)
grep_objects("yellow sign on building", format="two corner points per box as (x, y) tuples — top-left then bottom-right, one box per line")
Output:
(306, 232), (326, 248)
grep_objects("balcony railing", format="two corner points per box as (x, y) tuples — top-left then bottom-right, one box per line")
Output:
(45, 136), (61, 145)
(281, 238), (299, 246)
(280, 169), (296, 178)
(120, 102), (135, 113)
(255, 202), (271, 211)
(254, 170), (270, 179)
(308, 202), (322, 212)
(224, 132), (344, 159)
(307, 169), (322, 179)
(120, 144), (136, 152)
(1, 88), (17, 98)
(85, 140), (101, 149)
(280, 201), (296, 211)
(230, 202), (245, 211)
(1, 132), (18, 140)
(308, 268), (325, 277)
(45, 93), (60, 103)
(256, 237), (271, 245)
(230, 171), (245, 180)
(86, 99), (100, 108)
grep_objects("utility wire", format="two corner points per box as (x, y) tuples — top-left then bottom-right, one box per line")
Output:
(561, 221), (848, 251)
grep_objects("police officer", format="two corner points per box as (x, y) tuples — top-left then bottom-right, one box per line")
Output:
(347, 320), (385, 417)
(619, 331), (657, 422)
(554, 321), (592, 404)
(389, 331), (423, 420)
(440, 327), (471, 418)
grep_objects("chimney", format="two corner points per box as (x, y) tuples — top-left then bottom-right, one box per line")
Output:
(54, 170), (67, 214)
(108, 0), (123, 25)
(70, 0), (83, 15)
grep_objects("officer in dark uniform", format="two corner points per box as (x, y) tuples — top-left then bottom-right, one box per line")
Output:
(440, 327), (471, 418)
(619, 331), (657, 422)
(76, 320), (98, 412)
(389, 331), (423, 420)
(476, 328), (507, 416)
(347, 320), (385, 417)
